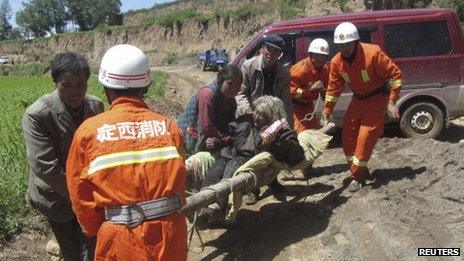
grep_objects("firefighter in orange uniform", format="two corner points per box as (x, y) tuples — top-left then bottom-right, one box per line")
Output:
(321, 22), (402, 192)
(66, 44), (187, 260)
(290, 38), (330, 133)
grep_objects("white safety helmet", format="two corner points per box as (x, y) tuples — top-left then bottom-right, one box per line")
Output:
(98, 44), (151, 89)
(308, 38), (330, 55)
(334, 22), (360, 44)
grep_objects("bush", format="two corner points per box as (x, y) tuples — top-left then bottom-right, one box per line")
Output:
(162, 52), (179, 65)
(141, 9), (209, 27)
(150, 71), (167, 98)
(0, 63), (49, 77)
(233, 4), (270, 20)
(277, 0), (306, 19)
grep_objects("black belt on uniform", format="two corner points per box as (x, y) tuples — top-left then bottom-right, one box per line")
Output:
(104, 194), (182, 227)
(353, 83), (389, 100)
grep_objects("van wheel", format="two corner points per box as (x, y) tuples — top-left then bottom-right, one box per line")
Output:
(399, 102), (444, 139)
(202, 63), (207, 71)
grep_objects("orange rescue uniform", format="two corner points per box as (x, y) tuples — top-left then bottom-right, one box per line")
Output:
(66, 96), (187, 261)
(324, 43), (402, 181)
(290, 57), (329, 133)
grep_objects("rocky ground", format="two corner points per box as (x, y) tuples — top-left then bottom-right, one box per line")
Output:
(1, 67), (463, 260)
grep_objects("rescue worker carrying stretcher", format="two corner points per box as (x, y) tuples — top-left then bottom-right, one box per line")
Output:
(66, 44), (187, 260)
(290, 38), (330, 133)
(320, 22), (402, 192)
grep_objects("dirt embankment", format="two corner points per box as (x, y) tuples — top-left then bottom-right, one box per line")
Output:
(0, 0), (370, 68)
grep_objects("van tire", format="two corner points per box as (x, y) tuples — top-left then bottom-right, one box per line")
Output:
(399, 102), (444, 139)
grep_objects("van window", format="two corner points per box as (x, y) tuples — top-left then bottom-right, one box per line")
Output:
(384, 20), (452, 58)
(281, 35), (297, 67)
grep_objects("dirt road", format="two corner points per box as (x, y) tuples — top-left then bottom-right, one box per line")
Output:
(148, 66), (216, 119)
(187, 137), (464, 260)
(2, 67), (463, 260)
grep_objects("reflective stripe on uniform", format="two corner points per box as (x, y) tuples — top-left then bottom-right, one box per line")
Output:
(346, 155), (353, 163)
(352, 156), (368, 167)
(361, 70), (370, 82)
(341, 72), (350, 83)
(389, 79), (402, 89)
(88, 146), (180, 175)
(294, 88), (303, 99)
(325, 94), (339, 102)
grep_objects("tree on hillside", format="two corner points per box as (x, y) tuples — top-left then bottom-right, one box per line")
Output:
(66, 0), (92, 31)
(16, 2), (49, 37)
(0, 0), (12, 40)
(91, 0), (123, 27)
(67, 0), (122, 31)
(46, 0), (70, 34)
(16, 0), (69, 38)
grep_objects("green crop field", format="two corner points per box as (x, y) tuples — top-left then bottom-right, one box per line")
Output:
(0, 72), (167, 242)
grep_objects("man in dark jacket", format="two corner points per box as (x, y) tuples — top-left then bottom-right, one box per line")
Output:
(236, 34), (293, 127)
(22, 52), (103, 261)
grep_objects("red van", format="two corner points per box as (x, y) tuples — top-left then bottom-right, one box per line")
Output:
(232, 8), (464, 139)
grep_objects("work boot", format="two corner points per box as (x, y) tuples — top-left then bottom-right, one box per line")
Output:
(244, 189), (260, 205)
(347, 179), (365, 192)
(341, 170), (352, 185)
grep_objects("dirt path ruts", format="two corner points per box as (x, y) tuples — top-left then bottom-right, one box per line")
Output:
(148, 66), (216, 119)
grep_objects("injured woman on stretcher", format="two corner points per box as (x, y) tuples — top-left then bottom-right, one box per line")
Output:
(184, 95), (334, 228)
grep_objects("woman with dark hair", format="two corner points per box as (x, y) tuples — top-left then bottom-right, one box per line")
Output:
(178, 64), (243, 155)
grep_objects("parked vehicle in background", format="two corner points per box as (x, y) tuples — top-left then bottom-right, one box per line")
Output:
(0, 55), (11, 64)
(198, 48), (229, 71)
(232, 8), (464, 139)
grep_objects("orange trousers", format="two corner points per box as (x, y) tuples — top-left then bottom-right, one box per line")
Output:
(342, 95), (389, 182)
(95, 214), (187, 261)
(293, 103), (320, 133)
